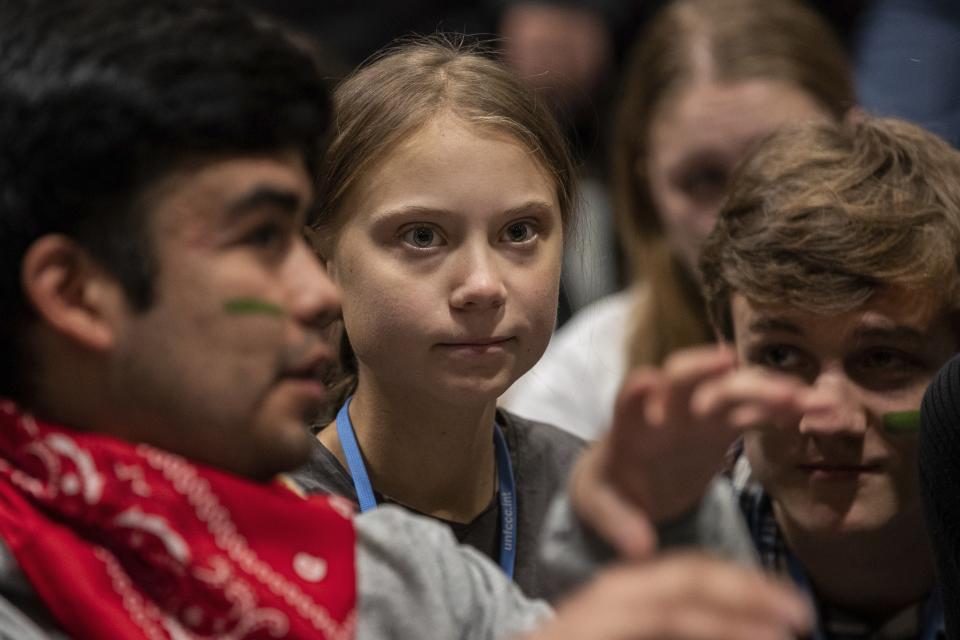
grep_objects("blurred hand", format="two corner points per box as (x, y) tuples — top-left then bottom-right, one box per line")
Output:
(500, 3), (612, 108)
(523, 552), (813, 640)
(572, 345), (837, 557)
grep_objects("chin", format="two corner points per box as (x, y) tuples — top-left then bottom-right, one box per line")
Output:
(251, 434), (315, 481)
(783, 499), (899, 538)
(240, 413), (317, 478)
(419, 377), (506, 409)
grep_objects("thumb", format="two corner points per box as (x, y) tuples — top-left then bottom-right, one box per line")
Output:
(570, 445), (659, 560)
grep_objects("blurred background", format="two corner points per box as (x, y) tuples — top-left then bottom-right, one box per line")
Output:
(243, 0), (960, 325)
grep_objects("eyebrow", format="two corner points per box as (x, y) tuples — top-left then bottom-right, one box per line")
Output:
(852, 326), (926, 346)
(225, 186), (303, 222)
(747, 316), (927, 345)
(747, 317), (804, 335)
(373, 200), (557, 220)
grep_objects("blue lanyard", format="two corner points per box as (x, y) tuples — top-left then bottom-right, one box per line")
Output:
(335, 396), (518, 579)
(785, 550), (944, 640)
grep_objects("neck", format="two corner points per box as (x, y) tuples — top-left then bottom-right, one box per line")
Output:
(25, 335), (130, 437)
(776, 504), (935, 620)
(319, 375), (498, 523)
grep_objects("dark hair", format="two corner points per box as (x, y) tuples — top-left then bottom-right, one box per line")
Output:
(0, 0), (331, 398)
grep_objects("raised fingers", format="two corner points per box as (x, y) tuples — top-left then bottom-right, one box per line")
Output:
(689, 366), (836, 432)
(655, 346), (738, 427)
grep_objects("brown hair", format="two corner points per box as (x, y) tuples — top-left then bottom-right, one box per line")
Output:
(311, 34), (577, 244)
(612, 0), (855, 366)
(308, 35), (577, 418)
(701, 117), (960, 338)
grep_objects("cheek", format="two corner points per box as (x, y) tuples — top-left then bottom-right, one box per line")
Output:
(743, 430), (794, 485)
(880, 432), (922, 492)
(336, 262), (429, 363)
(513, 250), (562, 343)
(648, 178), (686, 232)
(146, 260), (290, 377)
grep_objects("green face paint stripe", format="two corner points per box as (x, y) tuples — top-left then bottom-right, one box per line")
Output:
(223, 298), (285, 317)
(882, 410), (921, 433)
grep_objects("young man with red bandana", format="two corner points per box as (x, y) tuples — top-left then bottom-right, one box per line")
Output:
(0, 1), (817, 638)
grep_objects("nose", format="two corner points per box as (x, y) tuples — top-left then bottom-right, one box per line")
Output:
(285, 237), (342, 329)
(798, 370), (867, 437)
(449, 244), (507, 311)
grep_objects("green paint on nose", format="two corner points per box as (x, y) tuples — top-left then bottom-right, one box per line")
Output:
(882, 410), (921, 434)
(223, 297), (285, 317)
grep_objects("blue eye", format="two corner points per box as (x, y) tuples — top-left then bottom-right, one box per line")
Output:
(401, 225), (442, 249)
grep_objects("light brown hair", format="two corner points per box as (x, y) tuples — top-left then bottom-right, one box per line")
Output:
(612, 0), (855, 366)
(310, 35), (577, 245)
(700, 117), (960, 338)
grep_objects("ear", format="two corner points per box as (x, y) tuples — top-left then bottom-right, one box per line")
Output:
(21, 235), (125, 352)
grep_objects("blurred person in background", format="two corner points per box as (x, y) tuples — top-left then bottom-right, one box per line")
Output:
(502, 0), (855, 439)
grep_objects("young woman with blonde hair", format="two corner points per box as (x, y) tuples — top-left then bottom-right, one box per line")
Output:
(502, 0), (856, 439)
(292, 37), (585, 599)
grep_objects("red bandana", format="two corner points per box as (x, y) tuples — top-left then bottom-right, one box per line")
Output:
(0, 401), (357, 639)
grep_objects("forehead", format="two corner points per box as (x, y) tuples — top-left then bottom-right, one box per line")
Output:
(648, 79), (829, 169)
(730, 289), (954, 346)
(342, 113), (558, 223)
(142, 152), (313, 241)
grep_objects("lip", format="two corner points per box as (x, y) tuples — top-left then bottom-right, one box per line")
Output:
(796, 463), (882, 479)
(435, 336), (514, 354)
(279, 349), (336, 397)
(279, 377), (329, 402)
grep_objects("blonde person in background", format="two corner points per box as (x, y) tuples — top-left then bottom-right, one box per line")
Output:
(502, 0), (855, 439)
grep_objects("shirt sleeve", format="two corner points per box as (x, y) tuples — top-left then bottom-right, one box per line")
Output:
(537, 477), (758, 598)
(354, 505), (552, 640)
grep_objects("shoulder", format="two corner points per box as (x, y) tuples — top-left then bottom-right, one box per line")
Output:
(286, 437), (358, 500)
(500, 410), (586, 472)
(354, 506), (549, 638)
(921, 354), (960, 461)
(0, 539), (69, 639)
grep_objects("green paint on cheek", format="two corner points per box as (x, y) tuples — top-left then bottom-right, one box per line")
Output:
(223, 297), (285, 317)
(882, 410), (921, 434)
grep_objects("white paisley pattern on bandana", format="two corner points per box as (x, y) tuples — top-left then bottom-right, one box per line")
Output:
(0, 400), (357, 640)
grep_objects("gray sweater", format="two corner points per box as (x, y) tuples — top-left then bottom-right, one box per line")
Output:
(292, 410), (586, 600)
(0, 479), (752, 639)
